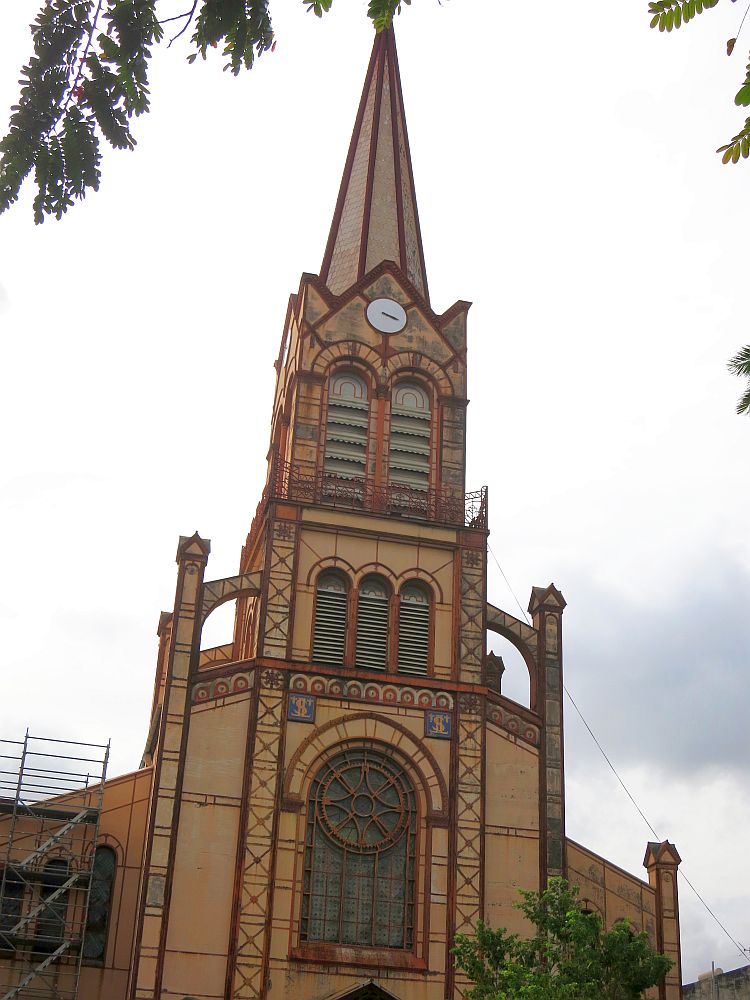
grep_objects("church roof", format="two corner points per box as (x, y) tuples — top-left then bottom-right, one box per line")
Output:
(320, 27), (429, 302)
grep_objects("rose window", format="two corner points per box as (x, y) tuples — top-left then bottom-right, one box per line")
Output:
(301, 745), (417, 949)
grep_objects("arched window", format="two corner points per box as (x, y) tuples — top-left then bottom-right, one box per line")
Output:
(36, 858), (69, 952)
(300, 746), (417, 949)
(312, 572), (349, 666)
(324, 371), (369, 481)
(0, 868), (23, 949)
(83, 846), (116, 962)
(355, 577), (389, 671)
(389, 382), (431, 492)
(397, 582), (430, 676)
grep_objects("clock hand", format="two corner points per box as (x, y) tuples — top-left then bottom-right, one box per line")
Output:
(382, 311), (399, 321)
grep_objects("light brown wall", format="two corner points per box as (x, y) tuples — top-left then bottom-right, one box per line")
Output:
(567, 839), (658, 942)
(270, 699), (452, 1000)
(484, 724), (541, 935)
(293, 512), (457, 679)
(158, 690), (254, 1000)
(79, 767), (153, 1000)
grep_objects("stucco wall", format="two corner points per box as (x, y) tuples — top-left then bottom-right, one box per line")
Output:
(684, 966), (750, 999)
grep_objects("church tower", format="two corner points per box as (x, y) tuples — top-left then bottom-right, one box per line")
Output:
(126, 26), (683, 1000)
(0, 25), (683, 1000)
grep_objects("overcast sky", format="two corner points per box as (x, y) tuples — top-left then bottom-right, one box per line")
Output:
(1, 0), (748, 985)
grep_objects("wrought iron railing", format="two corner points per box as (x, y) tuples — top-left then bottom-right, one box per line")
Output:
(270, 459), (487, 529)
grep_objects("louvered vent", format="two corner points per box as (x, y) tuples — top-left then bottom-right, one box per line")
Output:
(355, 577), (389, 671)
(389, 382), (430, 491)
(398, 583), (430, 675)
(312, 572), (348, 665)
(325, 371), (369, 480)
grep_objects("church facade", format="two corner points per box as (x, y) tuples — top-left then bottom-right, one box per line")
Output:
(0, 28), (683, 1000)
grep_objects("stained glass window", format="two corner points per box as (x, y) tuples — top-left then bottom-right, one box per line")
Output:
(83, 846), (116, 961)
(301, 746), (416, 950)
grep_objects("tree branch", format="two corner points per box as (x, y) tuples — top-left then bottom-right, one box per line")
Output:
(167, 0), (197, 46)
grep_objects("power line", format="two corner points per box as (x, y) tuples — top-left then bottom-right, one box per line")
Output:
(564, 684), (749, 965)
(487, 542), (532, 625)
(487, 542), (750, 965)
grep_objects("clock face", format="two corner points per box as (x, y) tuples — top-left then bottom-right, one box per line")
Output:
(366, 298), (407, 334)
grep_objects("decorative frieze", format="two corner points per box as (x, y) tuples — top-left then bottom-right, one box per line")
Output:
(486, 701), (540, 747)
(288, 673), (454, 710)
(192, 671), (254, 704)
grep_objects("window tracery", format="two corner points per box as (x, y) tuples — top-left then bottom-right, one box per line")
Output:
(300, 746), (416, 949)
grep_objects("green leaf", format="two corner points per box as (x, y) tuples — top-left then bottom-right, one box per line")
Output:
(735, 83), (750, 106)
(722, 146), (734, 163)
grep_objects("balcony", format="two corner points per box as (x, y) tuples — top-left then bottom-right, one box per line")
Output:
(270, 459), (487, 529)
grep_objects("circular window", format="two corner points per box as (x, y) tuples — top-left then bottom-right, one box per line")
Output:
(315, 747), (413, 853)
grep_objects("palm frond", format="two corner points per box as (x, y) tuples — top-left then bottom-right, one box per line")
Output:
(728, 344), (750, 414)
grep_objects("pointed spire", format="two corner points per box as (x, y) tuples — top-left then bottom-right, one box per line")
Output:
(320, 28), (429, 302)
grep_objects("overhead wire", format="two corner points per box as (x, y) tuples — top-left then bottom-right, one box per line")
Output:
(486, 541), (750, 965)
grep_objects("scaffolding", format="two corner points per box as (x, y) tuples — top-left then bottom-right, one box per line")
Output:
(0, 734), (109, 1000)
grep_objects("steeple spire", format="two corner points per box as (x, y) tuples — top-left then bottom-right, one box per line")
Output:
(320, 28), (429, 302)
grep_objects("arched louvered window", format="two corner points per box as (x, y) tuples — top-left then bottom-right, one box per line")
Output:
(389, 382), (431, 492)
(324, 371), (369, 481)
(312, 572), (349, 666)
(83, 846), (116, 962)
(355, 577), (389, 671)
(397, 582), (430, 676)
(36, 859), (69, 952)
(300, 746), (417, 948)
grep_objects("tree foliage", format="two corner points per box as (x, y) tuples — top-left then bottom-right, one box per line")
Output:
(0, 0), (410, 223)
(647, 0), (750, 164)
(728, 345), (750, 414)
(452, 878), (673, 1000)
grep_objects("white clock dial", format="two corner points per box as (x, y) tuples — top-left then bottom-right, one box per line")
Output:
(366, 298), (407, 334)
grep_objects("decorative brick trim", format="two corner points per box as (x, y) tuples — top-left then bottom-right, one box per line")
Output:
(192, 671), (255, 704)
(486, 702), (540, 747)
(289, 673), (453, 710)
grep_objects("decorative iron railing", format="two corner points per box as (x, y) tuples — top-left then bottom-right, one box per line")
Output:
(270, 459), (487, 529)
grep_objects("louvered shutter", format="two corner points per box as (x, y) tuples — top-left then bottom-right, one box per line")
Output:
(325, 372), (369, 481)
(313, 573), (348, 665)
(355, 578), (389, 671)
(398, 583), (430, 675)
(389, 383), (430, 491)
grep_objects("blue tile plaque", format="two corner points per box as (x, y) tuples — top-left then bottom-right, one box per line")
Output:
(287, 693), (316, 723)
(425, 710), (452, 739)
